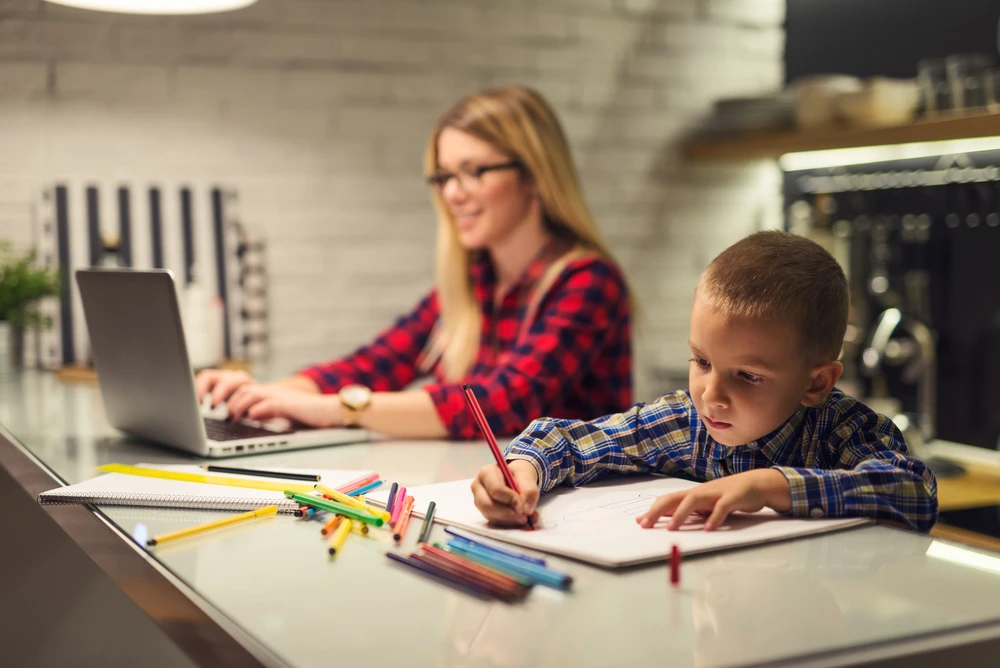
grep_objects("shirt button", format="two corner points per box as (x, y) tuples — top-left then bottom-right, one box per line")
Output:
(810, 507), (825, 519)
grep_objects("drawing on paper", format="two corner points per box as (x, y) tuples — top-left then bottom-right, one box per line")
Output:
(541, 492), (661, 529)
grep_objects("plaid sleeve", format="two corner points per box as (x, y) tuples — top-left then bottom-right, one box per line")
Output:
(298, 291), (438, 394)
(502, 392), (695, 493)
(773, 413), (938, 532)
(424, 260), (630, 440)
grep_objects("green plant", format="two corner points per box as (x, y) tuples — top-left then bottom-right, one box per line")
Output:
(0, 241), (60, 328)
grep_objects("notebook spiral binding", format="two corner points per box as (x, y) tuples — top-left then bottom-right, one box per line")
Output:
(37, 493), (300, 514)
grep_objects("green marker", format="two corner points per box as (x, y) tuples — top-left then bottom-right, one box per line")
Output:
(284, 491), (384, 527)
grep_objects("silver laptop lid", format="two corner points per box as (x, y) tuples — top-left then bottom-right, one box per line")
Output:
(76, 268), (210, 455)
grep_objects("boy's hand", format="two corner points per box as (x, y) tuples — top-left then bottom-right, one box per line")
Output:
(471, 460), (540, 527)
(636, 469), (792, 531)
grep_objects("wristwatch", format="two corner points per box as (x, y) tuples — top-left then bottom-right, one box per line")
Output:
(338, 384), (373, 428)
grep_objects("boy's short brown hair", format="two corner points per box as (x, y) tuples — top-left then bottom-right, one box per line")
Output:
(696, 230), (849, 364)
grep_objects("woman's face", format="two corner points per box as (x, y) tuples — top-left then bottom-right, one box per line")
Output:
(434, 127), (539, 251)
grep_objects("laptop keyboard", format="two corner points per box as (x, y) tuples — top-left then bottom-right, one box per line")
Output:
(203, 417), (291, 442)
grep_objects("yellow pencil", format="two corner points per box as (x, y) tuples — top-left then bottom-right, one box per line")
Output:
(315, 484), (390, 522)
(329, 518), (353, 556)
(146, 505), (278, 546)
(99, 464), (315, 495)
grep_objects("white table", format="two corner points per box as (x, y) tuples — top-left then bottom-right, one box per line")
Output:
(3, 372), (1000, 667)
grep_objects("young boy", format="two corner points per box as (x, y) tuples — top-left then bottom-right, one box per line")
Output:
(471, 231), (938, 533)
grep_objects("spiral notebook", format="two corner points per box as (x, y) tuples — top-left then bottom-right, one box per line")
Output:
(37, 464), (375, 514)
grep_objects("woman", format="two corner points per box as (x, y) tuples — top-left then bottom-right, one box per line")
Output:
(196, 85), (632, 439)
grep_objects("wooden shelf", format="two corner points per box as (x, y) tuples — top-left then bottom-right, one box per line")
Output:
(683, 111), (1000, 161)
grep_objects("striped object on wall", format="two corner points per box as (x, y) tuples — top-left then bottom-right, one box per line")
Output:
(30, 182), (269, 370)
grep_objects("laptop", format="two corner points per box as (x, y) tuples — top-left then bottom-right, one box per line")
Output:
(76, 268), (369, 457)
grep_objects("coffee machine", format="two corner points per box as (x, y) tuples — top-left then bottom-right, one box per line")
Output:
(785, 149), (1000, 451)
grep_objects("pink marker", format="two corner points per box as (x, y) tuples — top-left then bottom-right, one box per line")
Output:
(390, 486), (407, 526)
(335, 472), (380, 495)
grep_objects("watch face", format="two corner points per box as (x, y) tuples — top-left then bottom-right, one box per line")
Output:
(342, 385), (371, 407)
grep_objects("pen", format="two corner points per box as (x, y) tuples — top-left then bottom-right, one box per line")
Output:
(443, 527), (547, 565)
(335, 472), (380, 494)
(328, 519), (353, 556)
(348, 479), (383, 498)
(385, 482), (399, 514)
(393, 496), (415, 542)
(462, 385), (534, 530)
(321, 514), (343, 536)
(202, 465), (320, 482)
(390, 486), (407, 526)
(446, 539), (572, 590)
(421, 544), (530, 594)
(315, 484), (390, 522)
(146, 505), (277, 546)
(385, 552), (494, 599)
(284, 492), (384, 527)
(670, 544), (681, 586)
(417, 500), (437, 543)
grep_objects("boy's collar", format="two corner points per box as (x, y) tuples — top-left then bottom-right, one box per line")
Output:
(710, 390), (842, 460)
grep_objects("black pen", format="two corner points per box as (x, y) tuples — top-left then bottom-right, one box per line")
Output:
(202, 465), (320, 482)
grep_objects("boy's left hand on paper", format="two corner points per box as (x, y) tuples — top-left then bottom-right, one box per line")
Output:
(636, 469), (792, 531)
(226, 384), (342, 428)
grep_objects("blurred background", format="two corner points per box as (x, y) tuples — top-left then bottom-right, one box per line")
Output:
(0, 0), (998, 455)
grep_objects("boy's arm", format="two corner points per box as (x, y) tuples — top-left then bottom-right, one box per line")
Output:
(503, 391), (695, 493)
(772, 413), (938, 532)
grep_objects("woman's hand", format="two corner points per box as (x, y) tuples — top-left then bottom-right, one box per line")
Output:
(194, 369), (255, 408)
(225, 384), (343, 428)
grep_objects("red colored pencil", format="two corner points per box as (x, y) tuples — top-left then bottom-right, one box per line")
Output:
(462, 384), (534, 530)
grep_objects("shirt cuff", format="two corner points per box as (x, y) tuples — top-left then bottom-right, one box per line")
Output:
(505, 443), (555, 492)
(773, 466), (845, 520)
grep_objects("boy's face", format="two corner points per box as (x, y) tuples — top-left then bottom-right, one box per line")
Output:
(688, 296), (814, 447)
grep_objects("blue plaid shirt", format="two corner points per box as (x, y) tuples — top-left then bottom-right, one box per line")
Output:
(505, 388), (938, 532)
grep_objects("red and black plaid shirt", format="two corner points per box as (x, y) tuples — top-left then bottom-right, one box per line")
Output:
(299, 246), (633, 439)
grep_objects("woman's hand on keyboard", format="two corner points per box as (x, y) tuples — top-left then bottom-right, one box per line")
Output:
(225, 383), (343, 428)
(195, 369), (255, 408)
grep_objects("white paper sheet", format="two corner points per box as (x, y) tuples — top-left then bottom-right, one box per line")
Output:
(369, 476), (869, 568)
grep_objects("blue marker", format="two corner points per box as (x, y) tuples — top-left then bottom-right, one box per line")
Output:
(349, 479), (383, 497)
(443, 528), (548, 566)
(446, 539), (572, 590)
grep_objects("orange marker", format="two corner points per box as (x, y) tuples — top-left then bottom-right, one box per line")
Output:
(393, 496), (415, 542)
(321, 515), (343, 536)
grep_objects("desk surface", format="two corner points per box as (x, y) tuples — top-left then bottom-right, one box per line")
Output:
(5, 372), (1000, 668)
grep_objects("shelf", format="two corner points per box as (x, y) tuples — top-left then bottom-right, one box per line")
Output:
(683, 111), (1000, 161)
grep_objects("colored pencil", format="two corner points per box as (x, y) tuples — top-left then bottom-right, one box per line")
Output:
(335, 472), (380, 494)
(284, 492), (384, 527)
(417, 501), (437, 543)
(462, 385), (534, 530)
(147, 506), (276, 546)
(393, 496), (415, 542)
(203, 465), (320, 482)
(347, 479), (383, 497)
(443, 527), (547, 565)
(385, 552), (493, 599)
(385, 482), (399, 515)
(390, 486), (407, 525)
(328, 519), (352, 556)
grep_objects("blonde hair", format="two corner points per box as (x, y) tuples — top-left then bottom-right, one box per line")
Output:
(421, 85), (624, 380)
(696, 230), (849, 363)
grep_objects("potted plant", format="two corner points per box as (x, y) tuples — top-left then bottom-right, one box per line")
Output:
(0, 241), (60, 370)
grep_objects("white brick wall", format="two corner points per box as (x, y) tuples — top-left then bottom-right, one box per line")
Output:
(0, 0), (784, 400)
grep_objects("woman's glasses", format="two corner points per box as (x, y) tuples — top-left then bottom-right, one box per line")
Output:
(426, 161), (521, 194)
